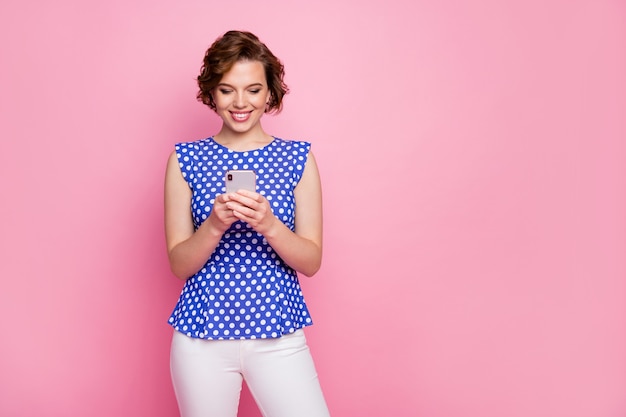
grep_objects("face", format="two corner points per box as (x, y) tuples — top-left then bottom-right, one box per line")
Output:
(212, 60), (271, 136)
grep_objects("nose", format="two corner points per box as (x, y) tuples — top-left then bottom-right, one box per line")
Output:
(233, 92), (245, 108)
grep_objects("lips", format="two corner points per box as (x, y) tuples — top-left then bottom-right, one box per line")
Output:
(230, 111), (252, 122)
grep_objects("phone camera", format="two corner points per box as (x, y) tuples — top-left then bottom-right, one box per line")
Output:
(227, 174), (232, 181)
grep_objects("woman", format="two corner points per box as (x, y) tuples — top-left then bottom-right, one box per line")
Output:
(164, 30), (330, 417)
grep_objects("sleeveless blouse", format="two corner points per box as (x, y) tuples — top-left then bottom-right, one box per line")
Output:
(168, 137), (314, 340)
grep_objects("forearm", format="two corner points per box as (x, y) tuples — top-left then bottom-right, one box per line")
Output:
(264, 219), (322, 277)
(168, 221), (224, 280)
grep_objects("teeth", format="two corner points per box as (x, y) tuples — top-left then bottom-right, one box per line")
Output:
(233, 112), (249, 120)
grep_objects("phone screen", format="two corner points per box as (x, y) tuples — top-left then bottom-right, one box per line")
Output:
(225, 170), (256, 193)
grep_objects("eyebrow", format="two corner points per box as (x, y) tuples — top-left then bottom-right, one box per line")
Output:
(217, 82), (264, 88)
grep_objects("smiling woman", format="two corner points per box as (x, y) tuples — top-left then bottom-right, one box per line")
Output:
(196, 30), (288, 114)
(212, 60), (271, 139)
(2, 2), (624, 417)
(163, 30), (329, 417)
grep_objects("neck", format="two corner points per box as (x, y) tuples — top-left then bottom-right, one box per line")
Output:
(214, 127), (273, 152)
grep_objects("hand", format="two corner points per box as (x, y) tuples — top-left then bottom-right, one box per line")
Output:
(225, 190), (278, 235)
(206, 193), (239, 233)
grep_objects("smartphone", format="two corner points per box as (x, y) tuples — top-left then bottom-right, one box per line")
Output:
(225, 169), (256, 193)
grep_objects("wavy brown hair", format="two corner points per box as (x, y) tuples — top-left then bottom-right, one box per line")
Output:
(197, 31), (289, 114)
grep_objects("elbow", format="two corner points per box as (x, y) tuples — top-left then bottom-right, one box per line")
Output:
(173, 271), (190, 281)
(167, 247), (193, 280)
(170, 264), (190, 281)
(168, 253), (192, 281)
(302, 245), (323, 277)
(300, 258), (322, 278)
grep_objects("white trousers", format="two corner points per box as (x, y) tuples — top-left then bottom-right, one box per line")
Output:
(170, 329), (331, 417)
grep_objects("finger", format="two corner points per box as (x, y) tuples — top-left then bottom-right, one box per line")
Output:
(226, 200), (255, 213)
(231, 190), (262, 205)
(231, 205), (253, 219)
(217, 193), (232, 204)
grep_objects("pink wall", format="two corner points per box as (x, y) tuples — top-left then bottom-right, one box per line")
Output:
(1, 1), (624, 416)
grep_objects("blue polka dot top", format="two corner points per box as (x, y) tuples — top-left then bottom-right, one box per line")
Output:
(168, 137), (314, 340)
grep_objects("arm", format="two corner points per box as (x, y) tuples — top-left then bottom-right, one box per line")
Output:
(164, 151), (238, 279)
(226, 150), (323, 276)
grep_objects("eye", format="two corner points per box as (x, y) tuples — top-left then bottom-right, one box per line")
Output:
(249, 89), (261, 94)
(219, 89), (233, 94)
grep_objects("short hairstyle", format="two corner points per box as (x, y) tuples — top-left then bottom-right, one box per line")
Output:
(196, 31), (289, 114)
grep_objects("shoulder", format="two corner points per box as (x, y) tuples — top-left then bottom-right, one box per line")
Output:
(175, 137), (212, 153)
(174, 138), (216, 166)
(171, 138), (213, 179)
(272, 137), (311, 153)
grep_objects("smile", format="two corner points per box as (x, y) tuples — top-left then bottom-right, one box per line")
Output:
(230, 111), (252, 122)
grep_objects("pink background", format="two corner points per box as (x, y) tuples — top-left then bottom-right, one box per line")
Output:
(1, 1), (625, 416)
